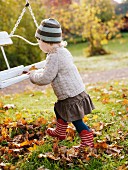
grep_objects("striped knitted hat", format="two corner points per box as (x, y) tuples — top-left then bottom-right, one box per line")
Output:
(35, 18), (62, 43)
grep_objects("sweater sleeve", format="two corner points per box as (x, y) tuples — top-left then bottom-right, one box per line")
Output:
(29, 53), (58, 85)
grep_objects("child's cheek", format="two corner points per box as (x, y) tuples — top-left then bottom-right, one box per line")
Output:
(39, 44), (47, 53)
(39, 43), (43, 50)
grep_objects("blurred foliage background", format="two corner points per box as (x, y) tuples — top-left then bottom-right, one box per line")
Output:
(0, 0), (127, 70)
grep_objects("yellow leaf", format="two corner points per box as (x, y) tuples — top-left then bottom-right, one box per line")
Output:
(83, 116), (88, 122)
(0, 102), (3, 108)
(8, 122), (17, 127)
(92, 115), (98, 119)
(110, 111), (115, 116)
(122, 115), (127, 120)
(20, 140), (31, 147)
(5, 111), (9, 115)
(16, 113), (22, 120)
(92, 122), (104, 131)
(28, 144), (37, 152)
(114, 81), (119, 85)
(29, 65), (38, 71)
(66, 136), (73, 141)
(0, 110), (5, 113)
(1, 127), (8, 139)
(4, 117), (12, 124)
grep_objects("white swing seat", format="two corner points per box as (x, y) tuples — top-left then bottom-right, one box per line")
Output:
(0, 73), (29, 88)
(0, 31), (13, 46)
(0, 60), (46, 89)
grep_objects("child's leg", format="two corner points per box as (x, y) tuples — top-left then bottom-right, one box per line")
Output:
(72, 119), (94, 148)
(47, 107), (68, 140)
(54, 107), (67, 123)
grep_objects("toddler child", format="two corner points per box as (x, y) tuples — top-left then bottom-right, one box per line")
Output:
(29, 18), (95, 149)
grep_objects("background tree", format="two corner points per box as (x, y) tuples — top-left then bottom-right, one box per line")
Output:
(80, 0), (121, 56)
(47, 0), (121, 56)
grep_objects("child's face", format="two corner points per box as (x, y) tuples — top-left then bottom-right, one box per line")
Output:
(38, 40), (50, 53)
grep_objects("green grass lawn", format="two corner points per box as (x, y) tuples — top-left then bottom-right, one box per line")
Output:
(68, 33), (128, 73)
(0, 79), (128, 170)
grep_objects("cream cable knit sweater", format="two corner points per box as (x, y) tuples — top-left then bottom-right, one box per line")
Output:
(29, 47), (85, 100)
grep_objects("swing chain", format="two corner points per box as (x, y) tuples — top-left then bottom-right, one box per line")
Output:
(28, 5), (38, 28)
(10, 1), (38, 37)
(10, 7), (27, 36)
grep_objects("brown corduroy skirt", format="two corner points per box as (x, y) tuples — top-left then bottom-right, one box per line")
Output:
(54, 91), (95, 122)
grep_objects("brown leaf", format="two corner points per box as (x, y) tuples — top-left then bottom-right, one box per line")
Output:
(59, 146), (67, 155)
(21, 119), (27, 125)
(85, 156), (91, 161)
(38, 153), (45, 158)
(66, 126), (76, 140)
(122, 99), (128, 105)
(13, 135), (23, 142)
(10, 165), (17, 170)
(47, 153), (60, 160)
(93, 130), (102, 136)
(109, 85), (113, 91)
(38, 152), (60, 160)
(35, 140), (44, 145)
(105, 134), (111, 142)
(110, 111), (115, 116)
(101, 142), (108, 149)
(110, 148), (122, 154)
(102, 97), (109, 104)
(35, 117), (47, 126)
(122, 93), (127, 98)
(3, 104), (15, 110)
(53, 139), (59, 154)
(104, 122), (114, 127)
(67, 148), (78, 158)
(92, 122), (104, 131)
(95, 140), (108, 149)
(117, 165), (128, 170)
(29, 65), (38, 71)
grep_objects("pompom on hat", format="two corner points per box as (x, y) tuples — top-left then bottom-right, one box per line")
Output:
(35, 18), (62, 43)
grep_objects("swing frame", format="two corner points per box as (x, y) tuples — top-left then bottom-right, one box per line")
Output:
(0, 0), (46, 89)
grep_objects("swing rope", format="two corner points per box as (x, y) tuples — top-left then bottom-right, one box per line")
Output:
(9, 0), (39, 46)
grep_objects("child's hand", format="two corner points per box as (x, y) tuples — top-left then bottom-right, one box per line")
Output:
(28, 69), (44, 75)
(27, 70), (35, 75)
